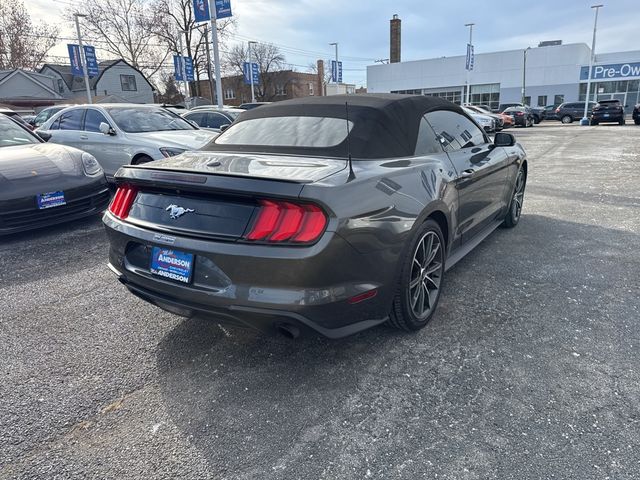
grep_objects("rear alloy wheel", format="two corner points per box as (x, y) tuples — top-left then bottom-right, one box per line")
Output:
(388, 220), (445, 331)
(502, 167), (526, 228)
(131, 155), (153, 165)
(561, 115), (573, 124)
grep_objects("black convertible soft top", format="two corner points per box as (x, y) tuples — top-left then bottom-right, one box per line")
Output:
(204, 94), (463, 159)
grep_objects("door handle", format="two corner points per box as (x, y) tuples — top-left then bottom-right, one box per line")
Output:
(79, 135), (88, 140)
(460, 169), (475, 178)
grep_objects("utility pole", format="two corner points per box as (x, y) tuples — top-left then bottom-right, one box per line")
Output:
(581, 4), (604, 125)
(464, 23), (474, 105)
(73, 13), (92, 104)
(248, 41), (258, 103)
(521, 47), (531, 105)
(330, 42), (338, 83)
(177, 32), (189, 106)
(202, 25), (215, 104)
(209, 14), (224, 107)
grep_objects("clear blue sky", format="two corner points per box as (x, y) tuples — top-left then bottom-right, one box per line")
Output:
(33, 0), (640, 87)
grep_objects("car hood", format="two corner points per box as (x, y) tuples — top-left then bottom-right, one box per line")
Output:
(129, 151), (348, 184)
(127, 130), (217, 150)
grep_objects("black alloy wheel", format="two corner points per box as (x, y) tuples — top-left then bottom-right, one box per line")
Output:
(561, 115), (573, 124)
(388, 219), (445, 331)
(502, 167), (526, 228)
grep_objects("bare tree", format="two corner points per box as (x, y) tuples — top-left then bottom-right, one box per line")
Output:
(0, 0), (59, 70)
(66, 0), (169, 77)
(157, 73), (183, 104)
(225, 43), (288, 101)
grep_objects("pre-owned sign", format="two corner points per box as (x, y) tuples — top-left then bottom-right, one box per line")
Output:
(580, 62), (640, 80)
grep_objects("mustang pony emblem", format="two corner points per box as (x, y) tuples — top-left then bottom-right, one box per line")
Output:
(166, 204), (195, 219)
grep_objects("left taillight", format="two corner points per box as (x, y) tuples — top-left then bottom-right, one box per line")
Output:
(244, 199), (328, 244)
(108, 185), (138, 220)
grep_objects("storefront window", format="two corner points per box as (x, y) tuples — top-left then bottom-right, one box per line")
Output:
(579, 80), (640, 106)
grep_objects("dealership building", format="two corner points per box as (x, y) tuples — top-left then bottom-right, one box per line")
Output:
(367, 41), (640, 111)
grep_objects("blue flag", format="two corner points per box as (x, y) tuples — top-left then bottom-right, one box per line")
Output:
(214, 0), (232, 19)
(243, 62), (259, 85)
(193, 0), (211, 22)
(68, 44), (83, 76)
(174, 55), (184, 81)
(83, 46), (99, 77)
(184, 57), (195, 82)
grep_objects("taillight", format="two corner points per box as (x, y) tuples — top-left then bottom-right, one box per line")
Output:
(516, 112), (524, 116)
(245, 199), (328, 244)
(555, 108), (560, 113)
(108, 185), (138, 219)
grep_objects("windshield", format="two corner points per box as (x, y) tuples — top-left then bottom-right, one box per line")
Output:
(106, 107), (196, 133)
(0, 117), (39, 147)
(214, 116), (352, 148)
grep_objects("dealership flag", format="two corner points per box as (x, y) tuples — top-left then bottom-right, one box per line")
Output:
(83, 46), (99, 77)
(214, 0), (232, 18)
(465, 44), (475, 71)
(193, 0), (211, 22)
(67, 44), (83, 76)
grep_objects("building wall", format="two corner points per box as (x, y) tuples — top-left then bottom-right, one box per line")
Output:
(39, 66), (72, 97)
(95, 64), (153, 103)
(0, 72), (58, 98)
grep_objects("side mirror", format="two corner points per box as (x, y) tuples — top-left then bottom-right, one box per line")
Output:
(99, 122), (115, 135)
(219, 124), (230, 132)
(37, 131), (51, 142)
(494, 132), (516, 147)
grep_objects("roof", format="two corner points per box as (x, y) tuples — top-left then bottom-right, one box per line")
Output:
(206, 94), (463, 159)
(40, 59), (153, 92)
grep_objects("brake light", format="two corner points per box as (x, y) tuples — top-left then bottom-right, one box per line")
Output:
(245, 199), (328, 244)
(555, 108), (560, 113)
(516, 112), (524, 116)
(108, 185), (138, 219)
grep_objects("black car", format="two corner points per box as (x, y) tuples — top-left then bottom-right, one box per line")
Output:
(0, 115), (110, 235)
(503, 106), (535, 127)
(555, 101), (597, 124)
(543, 104), (560, 120)
(182, 108), (239, 132)
(103, 94), (527, 339)
(499, 103), (543, 123)
(633, 104), (640, 125)
(591, 99), (625, 125)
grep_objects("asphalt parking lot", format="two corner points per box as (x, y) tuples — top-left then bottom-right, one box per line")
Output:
(1, 123), (639, 479)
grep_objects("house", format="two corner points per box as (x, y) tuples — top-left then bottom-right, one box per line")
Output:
(0, 69), (65, 113)
(40, 59), (155, 104)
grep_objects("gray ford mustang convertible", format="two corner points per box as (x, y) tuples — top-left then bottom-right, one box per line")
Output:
(0, 115), (109, 236)
(103, 94), (527, 338)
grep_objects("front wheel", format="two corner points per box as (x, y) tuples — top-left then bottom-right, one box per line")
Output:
(388, 220), (445, 332)
(561, 115), (573, 124)
(502, 167), (526, 228)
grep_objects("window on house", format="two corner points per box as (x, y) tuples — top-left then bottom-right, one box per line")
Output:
(275, 84), (287, 96)
(537, 95), (547, 107)
(57, 79), (64, 94)
(554, 94), (565, 105)
(120, 75), (137, 91)
(309, 82), (314, 96)
(224, 88), (235, 100)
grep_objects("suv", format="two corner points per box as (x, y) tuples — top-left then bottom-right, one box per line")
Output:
(591, 99), (625, 125)
(555, 102), (596, 124)
(633, 104), (640, 125)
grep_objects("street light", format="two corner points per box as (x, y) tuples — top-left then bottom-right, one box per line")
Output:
(464, 23), (474, 105)
(248, 41), (258, 103)
(73, 13), (92, 104)
(329, 42), (338, 83)
(522, 47), (531, 105)
(581, 4), (604, 125)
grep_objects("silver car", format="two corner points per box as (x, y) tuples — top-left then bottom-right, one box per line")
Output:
(37, 104), (218, 180)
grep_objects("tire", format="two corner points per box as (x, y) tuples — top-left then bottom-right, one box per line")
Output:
(502, 167), (527, 228)
(619, 118), (625, 125)
(131, 154), (153, 165)
(533, 115), (540, 124)
(591, 120), (599, 126)
(388, 219), (445, 332)
(561, 115), (573, 124)
(634, 119), (640, 125)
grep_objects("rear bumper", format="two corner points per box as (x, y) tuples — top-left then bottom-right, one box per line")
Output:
(591, 112), (624, 122)
(103, 214), (398, 338)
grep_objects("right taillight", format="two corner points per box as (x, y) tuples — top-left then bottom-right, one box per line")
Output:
(108, 185), (138, 219)
(244, 199), (328, 244)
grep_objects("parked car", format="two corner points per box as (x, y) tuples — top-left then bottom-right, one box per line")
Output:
(498, 103), (544, 123)
(590, 99), (625, 125)
(0, 114), (109, 236)
(633, 104), (640, 125)
(503, 106), (535, 127)
(38, 104), (218, 181)
(463, 107), (496, 132)
(238, 102), (272, 110)
(555, 101), (597, 124)
(0, 107), (34, 130)
(464, 105), (504, 130)
(543, 104), (560, 120)
(30, 105), (71, 128)
(499, 112), (514, 128)
(103, 94), (528, 339)
(182, 108), (244, 133)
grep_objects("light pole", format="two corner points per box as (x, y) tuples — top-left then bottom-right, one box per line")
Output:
(464, 23), (474, 105)
(73, 13), (92, 104)
(177, 31), (189, 105)
(329, 42), (338, 83)
(581, 4), (604, 125)
(209, 12), (224, 107)
(521, 47), (531, 105)
(248, 41), (258, 103)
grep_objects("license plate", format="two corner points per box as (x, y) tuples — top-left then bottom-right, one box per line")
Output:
(37, 191), (66, 209)
(150, 247), (194, 284)
(603, 113), (609, 117)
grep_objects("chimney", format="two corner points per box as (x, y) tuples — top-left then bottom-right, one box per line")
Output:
(316, 59), (325, 96)
(390, 14), (401, 63)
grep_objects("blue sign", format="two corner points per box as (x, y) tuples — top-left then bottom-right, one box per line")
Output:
(150, 247), (194, 284)
(174, 56), (194, 81)
(214, 0), (232, 19)
(37, 191), (66, 210)
(580, 62), (640, 80)
(331, 60), (343, 83)
(174, 55), (184, 81)
(83, 45), (99, 77)
(184, 57), (195, 81)
(465, 44), (474, 71)
(193, 0), (210, 22)
(67, 44), (83, 76)
(243, 62), (259, 84)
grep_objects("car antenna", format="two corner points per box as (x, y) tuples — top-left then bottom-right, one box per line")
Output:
(344, 101), (355, 181)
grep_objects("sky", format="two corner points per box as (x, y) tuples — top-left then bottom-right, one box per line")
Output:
(28, 0), (640, 88)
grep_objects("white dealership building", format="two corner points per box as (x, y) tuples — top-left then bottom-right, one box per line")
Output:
(367, 42), (640, 111)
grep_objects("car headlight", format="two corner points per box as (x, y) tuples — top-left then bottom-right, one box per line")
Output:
(159, 147), (187, 158)
(81, 152), (102, 176)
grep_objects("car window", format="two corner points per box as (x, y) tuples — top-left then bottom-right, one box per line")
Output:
(58, 109), (84, 130)
(106, 107), (196, 133)
(0, 117), (39, 147)
(425, 110), (486, 152)
(414, 117), (442, 156)
(185, 112), (206, 127)
(34, 111), (48, 127)
(205, 112), (230, 129)
(84, 109), (110, 132)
